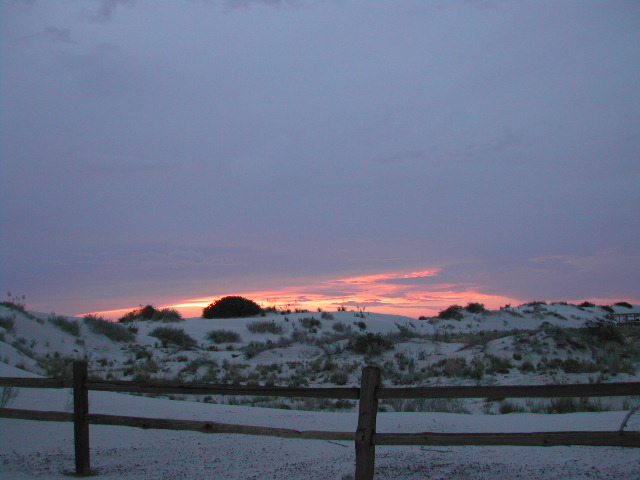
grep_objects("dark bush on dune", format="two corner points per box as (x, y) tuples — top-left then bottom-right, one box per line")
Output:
(438, 305), (463, 320)
(202, 296), (262, 319)
(615, 301), (633, 309)
(578, 301), (596, 309)
(465, 302), (487, 314)
(118, 305), (183, 323)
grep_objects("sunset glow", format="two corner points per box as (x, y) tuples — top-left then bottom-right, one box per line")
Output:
(87, 268), (524, 320)
(4, 1), (638, 321)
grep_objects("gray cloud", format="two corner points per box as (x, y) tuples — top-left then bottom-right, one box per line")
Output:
(81, 155), (182, 177)
(89, 0), (135, 22)
(41, 27), (77, 44)
(57, 43), (145, 97)
(86, 0), (327, 20)
(222, 0), (326, 10)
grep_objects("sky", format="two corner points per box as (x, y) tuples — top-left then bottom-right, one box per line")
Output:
(1, 0), (639, 319)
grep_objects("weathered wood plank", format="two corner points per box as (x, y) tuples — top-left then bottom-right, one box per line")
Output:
(377, 382), (640, 400)
(355, 366), (380, 480)
(0, 407), (74, 422)
(87, 413), (354, 441)
(73, 361), (91, 476)
(0, 377), (70, 388)
(374, 431), (640, 447)
(86, 380), (360, 399)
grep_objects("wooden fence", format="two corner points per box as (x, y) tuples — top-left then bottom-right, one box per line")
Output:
(1, 362), (639, 479)
(611, 312), (640, 324)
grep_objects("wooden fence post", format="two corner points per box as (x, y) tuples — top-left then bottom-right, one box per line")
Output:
(355, 366), (380, 480)
(73, 361), (90, 476)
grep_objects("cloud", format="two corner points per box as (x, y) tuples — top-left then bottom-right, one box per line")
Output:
(57, 43), (145, 97)
(81, 154), (182, 177)
(89, 0), (135, 22)
(372, 150), (435, 165)
(222, 0), (330, 11)
(85, 0), (325, 20)
(41, 27), (77, 45)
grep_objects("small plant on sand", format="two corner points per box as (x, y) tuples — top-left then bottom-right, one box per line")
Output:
(84, 314), (135, 342)
(149, 327), (196, 349)
(0, 316), (16, 333)
(298, 317), (321, 332)
(206, 329), (242, 344)
(0, 292), (27, 312)
(246, 320), (284, 334)
(348, 333), (394, 355)
(49, 316), (81, 337)
(354, 321), (367, 331)
(1, 386), (19, 408)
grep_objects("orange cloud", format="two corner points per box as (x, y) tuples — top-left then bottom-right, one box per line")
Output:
(85, 267), (523, 320)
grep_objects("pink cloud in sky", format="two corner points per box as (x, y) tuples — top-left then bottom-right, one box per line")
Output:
(88, 268), (523, 319)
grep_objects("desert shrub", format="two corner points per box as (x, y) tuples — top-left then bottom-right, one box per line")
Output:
(547, 311), (567, 320)
(525, 301), (547, 306)
(130, 344), (153, 360)
(0, 316), (15, 333)
(0, 293), (27, 312)
(578, 301), (596, 308)
(298, 317), (321, 331)
(179, 357), (219, 377)
(499, 400), (525, 414)
(425, 357), (469, 378)
(583, 320), (624, 344)
(484, 354), (513, 375)
(118, 305), (182, 323)
(0, 386), (19, 408)
(320, 312), (334, 320)
(385, 397), (469, 414)
(49, 316), (80, 336)
(40, 353), (76, 378)
(83, 314), (135, 342)
(206, 329), (242, 344)
(329, 371), (349, 385)
(615, 301), (633, 309)
(561, 358), (598, 374)
(599, 305), (614, 314)
(332, 322), (349, 332)
(202, 296), (261, 319)
(354, 321), (367, 331)
(519, 360), (535, 373)
(465, 302), (487, 314)
(246, 320), (284, 334)
(438, 305), (463, 320)
(348, 333), (394, 355)
(149, 327), (196, 349)
(118, 304), (155, 322)
(242, 336), (293, 359)
(152, 307), (183, 322)
(542, 397), (605, 414)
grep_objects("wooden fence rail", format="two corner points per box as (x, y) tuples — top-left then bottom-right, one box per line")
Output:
(1, 361), (640, 480)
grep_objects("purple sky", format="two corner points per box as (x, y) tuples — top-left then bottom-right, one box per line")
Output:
(1, 0), (639, 318)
